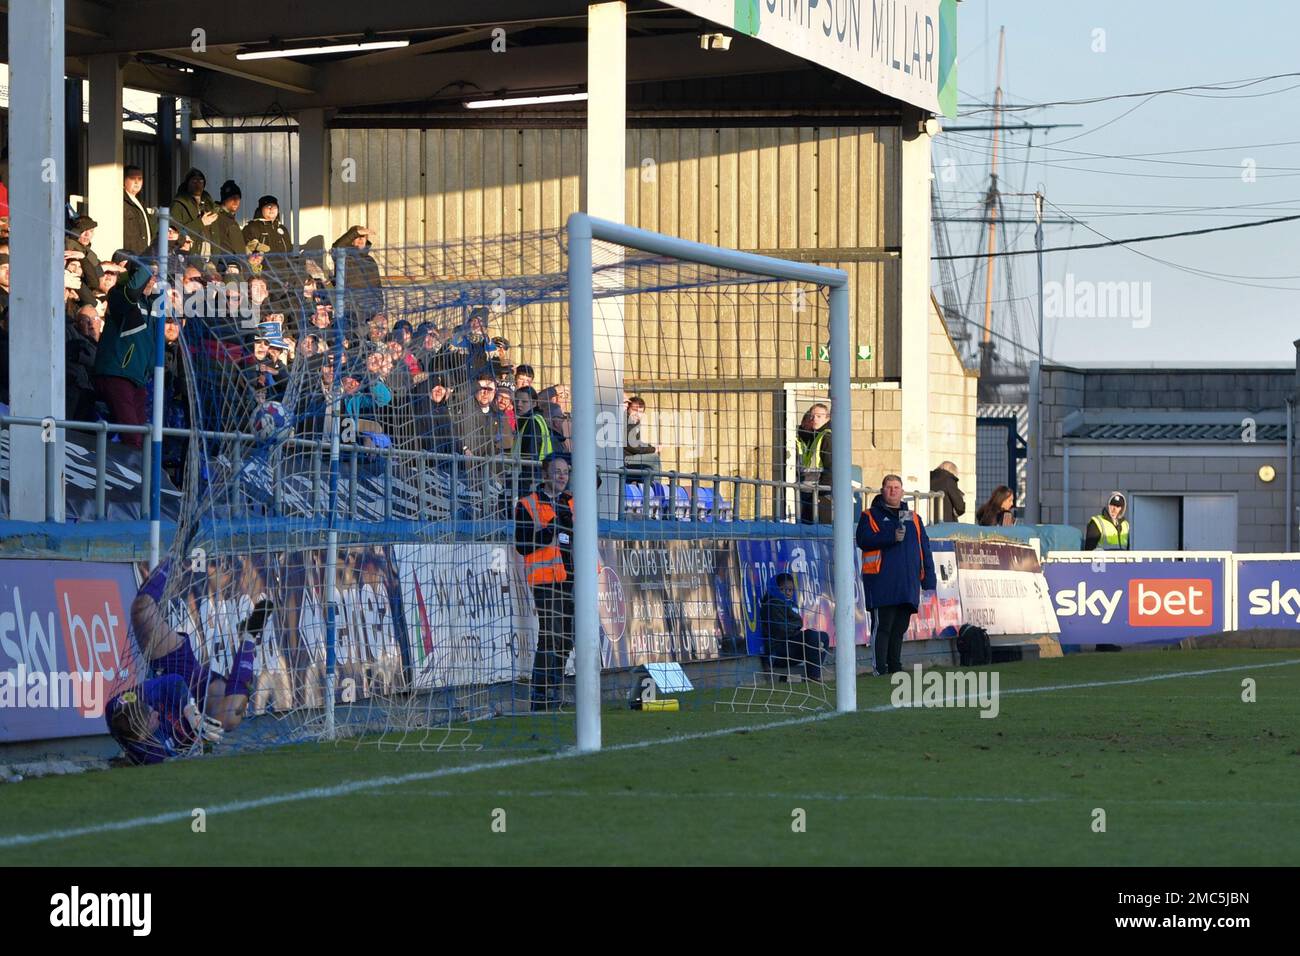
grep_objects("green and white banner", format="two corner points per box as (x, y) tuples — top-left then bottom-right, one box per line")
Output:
(669, 0), (958, 116)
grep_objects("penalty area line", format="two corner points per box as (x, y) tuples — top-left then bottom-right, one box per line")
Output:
(1, 657), (1296, 850)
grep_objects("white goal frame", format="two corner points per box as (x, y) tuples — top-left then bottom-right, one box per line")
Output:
(566, 213), (857, 751)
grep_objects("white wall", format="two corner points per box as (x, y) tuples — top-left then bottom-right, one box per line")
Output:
(191, 124), (299, 241)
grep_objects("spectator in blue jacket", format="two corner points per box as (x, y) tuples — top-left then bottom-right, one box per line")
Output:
(856, 474), (936, 675)
(759, 572), (830, 681)
(341, 370), (392, 421)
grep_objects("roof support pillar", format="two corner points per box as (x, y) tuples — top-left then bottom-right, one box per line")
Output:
(8, 0), (67, 521)
(298, 107), (331, 252)
(900, 107), (934, 492)
(88, 54), (125, 256)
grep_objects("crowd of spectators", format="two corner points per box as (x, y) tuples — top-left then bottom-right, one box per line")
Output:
(0, 165), (714, 520)
(0, 164), (588, 509)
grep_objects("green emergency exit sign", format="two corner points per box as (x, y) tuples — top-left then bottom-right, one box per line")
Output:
(803, 345), (873, 360)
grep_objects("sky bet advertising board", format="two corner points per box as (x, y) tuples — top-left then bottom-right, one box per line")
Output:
(0, 560), (141, 742)
(1043, 558), (1225, 645)
(1234, 559), (1300, 629)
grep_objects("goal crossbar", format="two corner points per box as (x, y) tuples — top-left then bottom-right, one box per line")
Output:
(566, 213), (858, 752)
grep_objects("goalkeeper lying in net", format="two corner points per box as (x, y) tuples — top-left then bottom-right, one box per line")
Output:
(105, 559), (274, 765)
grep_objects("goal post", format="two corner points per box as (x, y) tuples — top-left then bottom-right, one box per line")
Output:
(566, 213), (857, 753)
(118, 215), (862, 762)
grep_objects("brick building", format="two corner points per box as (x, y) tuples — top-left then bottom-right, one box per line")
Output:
(1039, 361), (1296, 553)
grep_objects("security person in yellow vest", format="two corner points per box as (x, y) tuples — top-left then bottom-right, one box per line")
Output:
(1084, 492), (1131, 551)
(515, 453), (575, 711)
(513, 386), (553, 494)
(797, 403), (833, 524)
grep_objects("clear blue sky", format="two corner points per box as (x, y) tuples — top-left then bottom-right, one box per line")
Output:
(933, 0), (1300, 366)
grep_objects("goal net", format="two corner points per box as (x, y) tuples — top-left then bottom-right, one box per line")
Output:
(125, 213), (858, 759)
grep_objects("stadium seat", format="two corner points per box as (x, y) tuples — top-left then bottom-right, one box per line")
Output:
(694, 486), (714, 522)
(623, 482), (644, 518)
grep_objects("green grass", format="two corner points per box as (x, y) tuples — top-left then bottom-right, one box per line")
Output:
(3, 649), (1299, 865)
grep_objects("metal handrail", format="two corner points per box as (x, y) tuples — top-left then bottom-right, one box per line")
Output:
(603, 466), (831, 525)
(3, 410), (922, 529)
(903, 489), (945, 525)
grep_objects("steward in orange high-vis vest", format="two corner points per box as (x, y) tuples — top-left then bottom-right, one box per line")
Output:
(515, 453), (575, 711)
(856, 474), (936, 675)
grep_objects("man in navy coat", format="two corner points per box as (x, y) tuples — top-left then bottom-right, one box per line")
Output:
(856, 474), (936, 675)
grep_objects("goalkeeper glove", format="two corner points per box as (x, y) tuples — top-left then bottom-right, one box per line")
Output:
(183, 699), (225, 743)
(239, 597), (276, 644)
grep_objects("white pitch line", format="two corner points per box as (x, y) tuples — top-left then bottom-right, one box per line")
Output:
(383, 789), (1300, 809)
(0, 714), (835, 850)
(2, 657), (1298, 850)
(386, 788), (1060, 804)
(873, 657), (1300, 711)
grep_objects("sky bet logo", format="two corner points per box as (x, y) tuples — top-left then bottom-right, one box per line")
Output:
(1053, 579), (1213, 627)
(56, 578), (133, 708)
(1247, 581), (1300, 623)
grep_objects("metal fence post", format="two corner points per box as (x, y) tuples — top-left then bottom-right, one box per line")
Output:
(140, 435), (152, 518)
(383, 451), (394, 520)
(150, 207), (171, 564)
(44, 435), (59, 522)
(323, 247), (347, 739)
(349, 445), (358, 517)
(94, 424), (107, 519)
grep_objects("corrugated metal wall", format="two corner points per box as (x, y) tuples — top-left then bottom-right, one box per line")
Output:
(326, 127), (898, 372)
(325, 125), (900, 482)
(191, 126), (298, 234)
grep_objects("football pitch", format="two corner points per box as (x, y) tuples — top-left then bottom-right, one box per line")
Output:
(2, 649), (1298, 866)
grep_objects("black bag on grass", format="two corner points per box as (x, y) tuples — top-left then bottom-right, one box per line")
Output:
(956, 624), (992, 667)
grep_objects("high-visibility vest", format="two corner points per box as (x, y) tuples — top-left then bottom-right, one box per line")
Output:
(861, 509), (924, 576)
(519, 493), (568, 586)
(798, 429), (828, 472)
(525, 413), (553, 461)
(1089, 514), (1130, 549)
